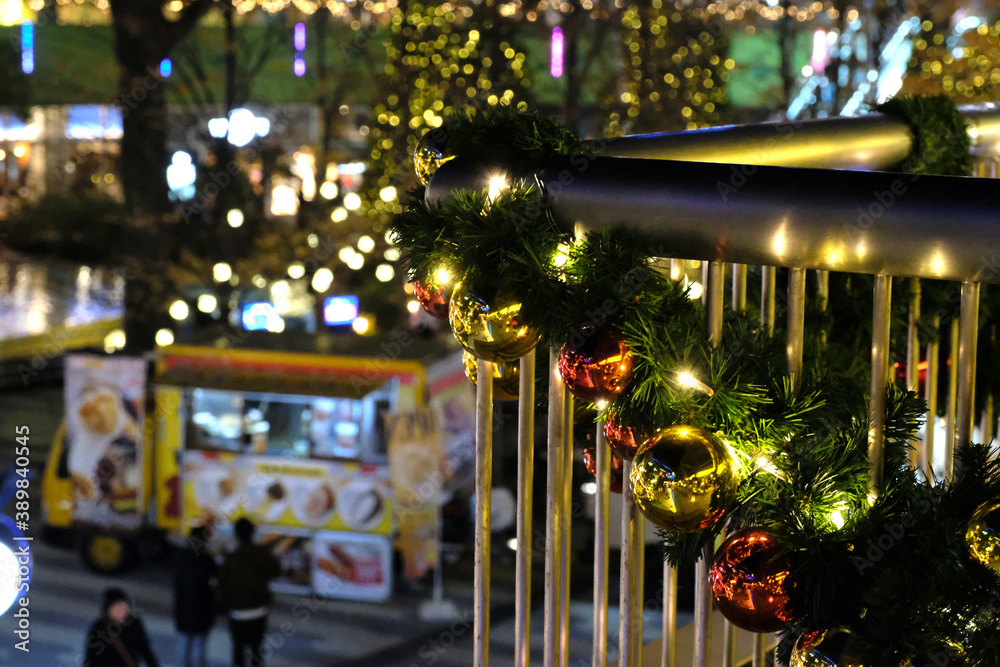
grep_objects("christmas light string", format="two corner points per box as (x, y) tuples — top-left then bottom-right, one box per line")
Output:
(389, 102), (1000, 664)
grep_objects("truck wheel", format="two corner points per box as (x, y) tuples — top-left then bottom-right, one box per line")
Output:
(81, 534), (137, 574)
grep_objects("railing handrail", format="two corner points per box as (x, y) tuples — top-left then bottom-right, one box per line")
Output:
(598, 103), (1000, 169)
(425, 104), (1000, 283)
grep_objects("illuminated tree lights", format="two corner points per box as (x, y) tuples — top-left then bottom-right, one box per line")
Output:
(364, 1), (530, 227)
(903, 18), (1000, 102)
(605, 2), (732, 137)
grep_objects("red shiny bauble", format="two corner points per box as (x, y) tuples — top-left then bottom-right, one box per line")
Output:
(557, 328), (634, 403)
(709, 527), (800, 633)
(414, 280), (450, 319)
(583, 446), (624, 494)
(603, 412), (649, 461)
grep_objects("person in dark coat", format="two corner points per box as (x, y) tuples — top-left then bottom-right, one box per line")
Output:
(173, 525), (217, 667)
(83, 587), (160, 667)
(218, 518), (281, 667)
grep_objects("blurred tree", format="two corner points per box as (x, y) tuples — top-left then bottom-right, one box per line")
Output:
(0, 22), (30, 117)
(363, 0), (533, 228)
(107, 0), (216, 215)
(900, 13), (1000, 103)
(604, 2), (731, 136)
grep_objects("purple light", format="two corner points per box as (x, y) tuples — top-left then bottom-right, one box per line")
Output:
(294, 22), (306, 51)
(550, 27), (564, 78)
(294, 55), (306, 77)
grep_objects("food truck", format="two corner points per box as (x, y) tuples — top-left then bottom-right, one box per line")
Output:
(42, 343), (433, 602)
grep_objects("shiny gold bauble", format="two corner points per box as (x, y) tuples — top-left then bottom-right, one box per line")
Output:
(462, 351), (520, 401)
(791, 629), (868, 667)
(709, 527), (800, 632)
(448, 281), (541, 363)
(966, 499), (1000, 578)
(413, 134), (453, 185)
(414, 279), (451, 320)
(629, 425), (737, 532)
(557, 328), (635, 404)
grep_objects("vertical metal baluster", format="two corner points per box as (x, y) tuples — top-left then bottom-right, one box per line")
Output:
(708, 261), (725, 347)
(516, 349), (536, 667)
(593, 424), (610, 667)
(924, 317), (939, 485)
(907, 279), (922, 471)
(870, 275), (892, 496)
(946, 317), (960, 479)
(620, 460), (639, 667)
(817, 269), (830, 345)
(545, 348), (566, 667)
(762, 267), (776, 336)
(661, 561), (677, 667)
(732, 264), (747, 313)
(693, 543), (713, 667)
(816, 270), (829, 310)
(981, 326), (996, 446)
(701, 261), (708, 306)
(982, 398), (995, 446)
(787, 268), (806, 395)
(956, 282), (981, 478)
(633, 515), (645, 667)
(560, 391), (573, 667)
(721, 604), (736, 667)
(475, 359), (494, 667)
(752, 635), (766, 667)
(693, 261), (725, 667)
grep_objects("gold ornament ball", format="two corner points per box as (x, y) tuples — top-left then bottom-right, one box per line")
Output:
(413, 134), (453, 185)
(463, 351), (520, 401)
(629, 425), (737, 532)
(791, 629), (868, 667)
(448, 281), (541, 363)
(966, 499), (1000, 578)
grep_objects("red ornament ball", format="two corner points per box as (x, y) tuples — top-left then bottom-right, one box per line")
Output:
(557, 328), (634, 403)
(603, 412), (649, 461)
(583, 446), (624, 494)
(709, 527), (800, 633)
(414, 280), (450, 320)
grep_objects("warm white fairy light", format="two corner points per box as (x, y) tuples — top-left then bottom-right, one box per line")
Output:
(677, 371), (715, 396)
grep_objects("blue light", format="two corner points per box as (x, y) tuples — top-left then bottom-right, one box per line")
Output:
(323, 295), (360, 326)
(160, 58), (172, 78)
(20, 21), (33, 75)
(242, 302), (279, 331)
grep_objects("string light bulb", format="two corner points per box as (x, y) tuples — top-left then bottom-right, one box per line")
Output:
(677, 370), (715, 396)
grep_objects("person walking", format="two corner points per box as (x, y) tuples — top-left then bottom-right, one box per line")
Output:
(173, 525), (217, 667)
(218, 518), (281, 667)
(83, 587), (160, 667)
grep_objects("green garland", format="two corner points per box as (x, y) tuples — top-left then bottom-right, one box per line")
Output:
(876, 94), (975, 176)
(389, 102), (1000, 665)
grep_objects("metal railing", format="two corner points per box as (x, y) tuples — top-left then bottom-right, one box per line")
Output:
(426, 103), (1000, 667)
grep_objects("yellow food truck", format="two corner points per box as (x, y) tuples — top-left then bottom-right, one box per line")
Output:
(42, 343), (429, 601)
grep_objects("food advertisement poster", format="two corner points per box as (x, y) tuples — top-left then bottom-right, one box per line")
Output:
(386, 408), (442, 579)
(312, 531), (392, 602)
(64, 354), (147, 530)
(425, 352), (476, 492)
(181, 451), (392, 536)
(257, 528), (313, 594)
